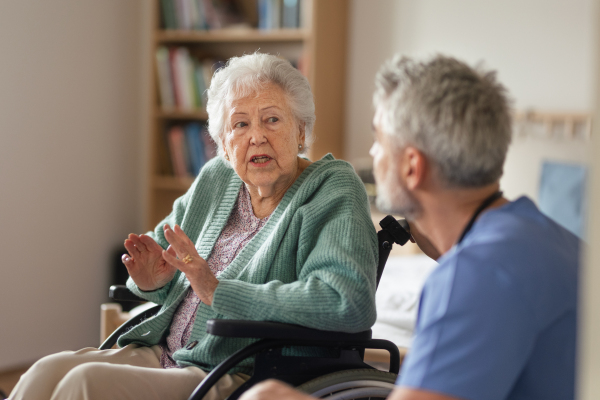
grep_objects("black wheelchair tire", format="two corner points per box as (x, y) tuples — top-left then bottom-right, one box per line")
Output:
(296, 369), (397, 399)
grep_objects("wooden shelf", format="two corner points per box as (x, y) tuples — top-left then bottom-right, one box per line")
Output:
(155, 28), (310, 44)
(156, 108), (208, 120)
(152, 175), (195, 191)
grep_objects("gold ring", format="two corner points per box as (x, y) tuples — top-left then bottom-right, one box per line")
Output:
(183, 254), (193, 264)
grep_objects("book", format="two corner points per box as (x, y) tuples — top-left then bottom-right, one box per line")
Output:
(167, 125), (191, 177)
(155, 46), (175, 108)
(174, 0), (187, 29)
(191, 0), (208, 29)
(160, 0), (178, 29)
(270, 0), (282, 29)
(193, 60), (208, 108)
(202, 128), (218, 161)
(171, 47), (195, 109)
(300, 0), (311, 29)
(258, 0), (282, 30)
(202, 0), (222, 29)
(201, 59), (216, 89)
(160, 0), (263, 31)
(158, 129), (174, 176)
(282, 0), (299, 28)
(185, 122), (206, 175)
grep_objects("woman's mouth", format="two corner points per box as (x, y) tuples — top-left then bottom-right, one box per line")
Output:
(250, 155), (272, 164)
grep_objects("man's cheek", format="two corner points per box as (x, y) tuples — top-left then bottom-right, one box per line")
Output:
(372, 158), (385, 184)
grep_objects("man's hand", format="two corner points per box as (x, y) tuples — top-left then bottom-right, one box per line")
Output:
(238, 380), (462, 400)
(239, 380), (314, 400)
(388, 387), (463, 400)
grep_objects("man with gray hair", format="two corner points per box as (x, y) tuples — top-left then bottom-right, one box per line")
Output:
(240, 54), (579, 400)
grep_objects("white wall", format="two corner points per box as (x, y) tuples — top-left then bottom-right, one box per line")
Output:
(0, 1), (147, 370)
(345, 0), (596, 201)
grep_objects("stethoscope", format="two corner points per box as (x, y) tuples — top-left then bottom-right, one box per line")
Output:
(456, 191), (504, 245)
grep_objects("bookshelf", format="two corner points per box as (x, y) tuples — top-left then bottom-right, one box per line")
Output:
(146, 0), (349, 229)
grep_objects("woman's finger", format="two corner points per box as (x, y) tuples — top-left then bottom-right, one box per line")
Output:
(121, 253), (136, 272)
(174, 224), (196, 247)
(166, 244), (177, 258)
(163, 224), (195, 257)
(139, 234), (163, 253)
(129, 233), (148, 253)
(162, 248), (187, 272)
(124, 238), (140, 258)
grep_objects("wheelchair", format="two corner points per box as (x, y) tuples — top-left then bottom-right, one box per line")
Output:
(100, 216), (411, 400)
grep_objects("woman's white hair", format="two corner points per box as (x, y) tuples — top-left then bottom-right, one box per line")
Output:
(373, 54), (513, 188)
(206, 52), (316, 158)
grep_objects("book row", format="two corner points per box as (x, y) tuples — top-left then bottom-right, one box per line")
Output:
(258, 0), (303, 30)
(160, 0), (307, 31)
(155, 46), (223, 110)
(163, 123), (218, 178)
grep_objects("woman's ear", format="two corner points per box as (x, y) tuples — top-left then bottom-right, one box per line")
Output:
(298, 122), (306, 145)
(220, 137), (229, 160)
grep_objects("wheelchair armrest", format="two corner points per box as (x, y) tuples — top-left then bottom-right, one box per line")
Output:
(206, 319), (372, 342)
(109, 285), (145, 302)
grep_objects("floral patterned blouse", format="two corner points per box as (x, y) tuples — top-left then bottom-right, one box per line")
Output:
(160, 184), (270, 368)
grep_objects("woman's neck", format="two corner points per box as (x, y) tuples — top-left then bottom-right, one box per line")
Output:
(247, 157), (311, 219)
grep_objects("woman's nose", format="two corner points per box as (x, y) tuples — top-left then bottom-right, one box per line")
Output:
(249, 125), (268, 146)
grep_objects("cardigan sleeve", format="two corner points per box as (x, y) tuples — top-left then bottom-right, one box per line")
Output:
(211, 168), (378, 333)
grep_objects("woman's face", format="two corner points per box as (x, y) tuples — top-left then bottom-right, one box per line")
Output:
(222, 83), (305, 197)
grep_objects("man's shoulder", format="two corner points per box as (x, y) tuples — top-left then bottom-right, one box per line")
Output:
(461, 196), (580, 260)
(429, 196), (579, 324)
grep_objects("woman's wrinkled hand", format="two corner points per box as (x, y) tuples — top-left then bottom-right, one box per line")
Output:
(122, 233), (177, 291)
(162, 223), (219, 305)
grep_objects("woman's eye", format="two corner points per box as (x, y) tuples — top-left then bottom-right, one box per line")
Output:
(234, 121), (248, 128)
(267, 117), (279, 123)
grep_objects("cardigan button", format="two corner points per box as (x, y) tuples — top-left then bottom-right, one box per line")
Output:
(186, 340), (199, 350)
(141, 331), (151, 337)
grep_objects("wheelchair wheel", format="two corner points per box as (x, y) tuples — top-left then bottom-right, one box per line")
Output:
(297, 369), (397, 400)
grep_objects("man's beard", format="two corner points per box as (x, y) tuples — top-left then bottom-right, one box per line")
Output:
(375, 170), (422, 220)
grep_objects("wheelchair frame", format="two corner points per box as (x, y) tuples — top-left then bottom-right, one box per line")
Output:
(100, 216), (411, 400)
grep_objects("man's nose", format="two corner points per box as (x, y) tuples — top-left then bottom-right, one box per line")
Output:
(369, 142), (377, 157)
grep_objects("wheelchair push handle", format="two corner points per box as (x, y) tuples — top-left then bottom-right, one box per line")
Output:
(379, 215), (411, 247)
(376, 216), (410, 288)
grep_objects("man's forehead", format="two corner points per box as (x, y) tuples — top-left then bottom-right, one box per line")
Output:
(371, 107), (388, 137)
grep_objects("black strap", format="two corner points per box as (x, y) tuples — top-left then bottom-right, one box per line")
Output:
(457, 191), (503, 244)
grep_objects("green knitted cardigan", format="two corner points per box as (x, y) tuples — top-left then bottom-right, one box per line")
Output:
(118, 154), (378, 373)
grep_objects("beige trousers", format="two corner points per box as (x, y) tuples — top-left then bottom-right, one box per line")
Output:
(10, 344), (248, 400)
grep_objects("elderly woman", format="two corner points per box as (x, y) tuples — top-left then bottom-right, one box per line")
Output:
(10, 53), (377, 400)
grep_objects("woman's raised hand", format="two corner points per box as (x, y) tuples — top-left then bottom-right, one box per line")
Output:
(162, 224), (219, 305)
(122, 233), (177, 291)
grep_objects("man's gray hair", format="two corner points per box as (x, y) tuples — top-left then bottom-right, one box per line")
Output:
(206, 52), (316, 158)
(373, 54), (512, 188)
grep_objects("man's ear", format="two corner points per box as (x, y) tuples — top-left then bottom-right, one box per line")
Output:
(398, 146), (427, 190)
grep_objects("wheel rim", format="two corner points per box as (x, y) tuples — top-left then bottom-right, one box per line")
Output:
(323, 386), (392, 400)
(310, 380), (396, 398)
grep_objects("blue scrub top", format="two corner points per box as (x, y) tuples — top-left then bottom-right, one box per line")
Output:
(398, 197), (579, 400)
